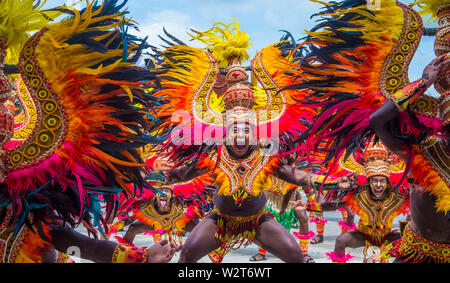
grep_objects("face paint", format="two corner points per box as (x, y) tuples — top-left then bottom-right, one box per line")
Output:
(226, 122), (256, 158)
(155, 188), (173, 212)
(369, 176), (388, 199)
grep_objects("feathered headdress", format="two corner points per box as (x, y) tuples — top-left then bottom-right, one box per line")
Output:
(0, 0), (60, 64)
(289, 0), (426, 166)
(339, 140), (405, 182)
(290, 0), (449, 213)
(152, 20), (316, 166)
(412, 0), (450, 23)
(188, 20), (252, 68)
(1, 0), (165, 238)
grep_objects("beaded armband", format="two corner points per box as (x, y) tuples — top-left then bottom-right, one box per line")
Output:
(305, 193), (322, 212)
(306, 194), (316, 203)
(111, 243), (148, 263)
(391, 79), (427, 111)
(313, 175), (339, 191)
(306, 202), (322, 212)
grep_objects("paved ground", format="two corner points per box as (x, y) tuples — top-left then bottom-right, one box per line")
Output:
(75, 210), (408, 263)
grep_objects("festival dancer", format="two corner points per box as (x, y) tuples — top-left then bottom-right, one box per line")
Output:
(110, 183), (211, 245)
(289, 0), (450, 263)
(109, 147), (213, 246)
(0, 0), (179, 262)
(370, 0), (450, 261)
(319, 142), (409, 263)
(147, 21), (356, 263)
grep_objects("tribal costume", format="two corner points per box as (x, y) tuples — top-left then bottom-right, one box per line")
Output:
(289, 0), (449, 263)
(388, 0), (450, 263)
(0, 0), (166, 262)
(252, 177), (317, 261)
(308, 193), (354, 245)
(110, 147), (214, 246)
(0, 207), (73, 263)
(324, 142), (409, 263)
(110, 180), (212, 246)
(147, 21), (347, 263)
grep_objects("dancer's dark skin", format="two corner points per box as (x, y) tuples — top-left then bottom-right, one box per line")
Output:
(309, 191), (355, 245)
(289, 190), (316, 262)
(123, 221), (198, 244)
(250, 190), (316, 262)
(158, 122), (355, 263)
(291, 192), (312, 237)
(49, 224), (180, 263)
(369, 56), (450, 262)
(0, 206), (180, 263)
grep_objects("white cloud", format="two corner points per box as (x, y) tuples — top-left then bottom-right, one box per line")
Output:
(133, 9), (204, 49)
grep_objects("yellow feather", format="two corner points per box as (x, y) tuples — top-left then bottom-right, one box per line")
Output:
(0, 0), (61, 64)
(412, 0), (450, 23)
(122, 85), (133, 103)
(307, 0), (404, 44)
(188, 20), (252, 68)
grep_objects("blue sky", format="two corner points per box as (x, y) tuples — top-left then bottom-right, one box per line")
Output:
(42, 0), (439, 95)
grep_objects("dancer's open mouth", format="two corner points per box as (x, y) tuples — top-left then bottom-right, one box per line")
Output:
(373, 187), (384, 196)
(235, 144), (246, 150)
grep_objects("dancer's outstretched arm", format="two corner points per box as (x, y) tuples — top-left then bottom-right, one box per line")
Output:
(51, 223), (181, 263)
(147, 163), (207, 185)
(273, 165), (356, 191)
(320, 201), (347, 211)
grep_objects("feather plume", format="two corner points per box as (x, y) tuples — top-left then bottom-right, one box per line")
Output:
(188, 20), (252, 68)
(0, 0), (61, 64)
(412, 0), (450, 23)
(3, 0), (165, 236)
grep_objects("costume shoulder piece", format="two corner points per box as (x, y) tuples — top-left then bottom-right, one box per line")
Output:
(410, 138), (450, 213)
(1, 0), (164, 235)
(290, 0), (424, 167)
(296, 0), (450, 213)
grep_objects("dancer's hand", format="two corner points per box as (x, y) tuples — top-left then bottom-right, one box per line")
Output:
(422, 54), (450, 88)
(81, 220), (99, 239)
(337, 173), (357, 190)
(147, 239), (182, 263)
(289, 200), (307, 210)
(313, 212), (324, 221)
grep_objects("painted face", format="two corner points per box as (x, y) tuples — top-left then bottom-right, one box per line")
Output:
(154, 187), (173, 213)
(369, 175), (388, 199)
(226, 122), (255, 158)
